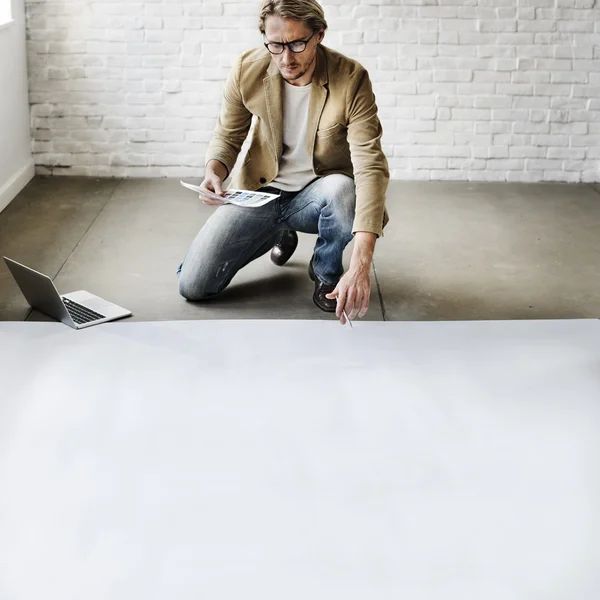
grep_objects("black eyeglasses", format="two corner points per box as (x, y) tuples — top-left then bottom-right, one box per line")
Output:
(264, 31), (317, 55)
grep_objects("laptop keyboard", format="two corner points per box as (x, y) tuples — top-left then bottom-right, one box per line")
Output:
(62, 297), (106, 324)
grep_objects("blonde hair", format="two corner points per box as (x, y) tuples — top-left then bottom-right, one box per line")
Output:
(258, 0), (328, 35)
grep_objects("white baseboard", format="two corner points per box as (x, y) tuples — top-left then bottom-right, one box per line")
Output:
(0, 159), (35, 215)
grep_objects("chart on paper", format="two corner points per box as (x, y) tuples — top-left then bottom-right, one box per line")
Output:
(180, 181), (280, 207)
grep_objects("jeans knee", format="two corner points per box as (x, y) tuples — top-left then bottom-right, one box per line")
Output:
(323, 175), (355, 223)
(178, 278), (201, 301)
(178, 274), (217, 302)
(326, 174), (355, 201)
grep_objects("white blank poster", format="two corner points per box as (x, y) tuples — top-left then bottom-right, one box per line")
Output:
(0, 319), (599, 600)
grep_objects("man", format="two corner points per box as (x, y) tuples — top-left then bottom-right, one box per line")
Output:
(178, 0), (389, 324)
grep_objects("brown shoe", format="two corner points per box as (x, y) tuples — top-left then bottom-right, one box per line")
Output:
(270, 230), (298, 266)
(308, 258), (337, 313)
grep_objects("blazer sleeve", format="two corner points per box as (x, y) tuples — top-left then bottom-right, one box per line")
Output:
(346, 68), (390, 237)
(205, 55), (253, 178)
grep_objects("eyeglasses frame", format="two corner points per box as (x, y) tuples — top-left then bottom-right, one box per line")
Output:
(263, 30), (319, 55)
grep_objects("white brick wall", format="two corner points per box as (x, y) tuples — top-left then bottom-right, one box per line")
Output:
(26, 0), (600, 182)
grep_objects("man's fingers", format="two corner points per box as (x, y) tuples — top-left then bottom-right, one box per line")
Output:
(212, 182), (224, 195)
(345, 286), (362, 320)
(358, 293), (370, 318)
(199, 176), (225, 197)
(199, 178), (226, 206)
(335, 288), (347, 319)
(201, 198), (225, 206)
(204, 176), (224, 195)
(350, 287), (369, 320)
(325, 285), (339, 300)
(345, 288), (357, 320)
(326, 285), (348, 324)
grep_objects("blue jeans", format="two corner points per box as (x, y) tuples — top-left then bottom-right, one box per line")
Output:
(178, 174), (355, 300)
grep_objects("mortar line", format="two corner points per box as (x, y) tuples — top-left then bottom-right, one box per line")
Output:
(54, 179), (122, 279)
(372, 258), (387, 322)
(26, 178), (123, 322)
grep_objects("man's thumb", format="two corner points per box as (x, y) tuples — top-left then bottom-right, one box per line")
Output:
(213, 179), (224, 195)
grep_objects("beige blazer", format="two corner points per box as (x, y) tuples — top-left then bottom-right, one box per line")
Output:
(206, 44), (390, 236)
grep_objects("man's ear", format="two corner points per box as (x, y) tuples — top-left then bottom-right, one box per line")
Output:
(317, 29), (325, 44)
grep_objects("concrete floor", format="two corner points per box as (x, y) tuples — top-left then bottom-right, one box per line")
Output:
(1, 176), (599, 323)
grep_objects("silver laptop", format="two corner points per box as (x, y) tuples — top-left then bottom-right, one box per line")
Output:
(4, 257), (132, 329)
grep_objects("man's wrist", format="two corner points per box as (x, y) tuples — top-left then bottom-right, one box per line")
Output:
(351, 231), (377, 268)
(206, 159), (228, 181)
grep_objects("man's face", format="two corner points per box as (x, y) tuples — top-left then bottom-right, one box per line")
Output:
(264, 16), (323, 84)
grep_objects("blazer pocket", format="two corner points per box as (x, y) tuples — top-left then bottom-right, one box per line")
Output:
(316, 122), (344, 138)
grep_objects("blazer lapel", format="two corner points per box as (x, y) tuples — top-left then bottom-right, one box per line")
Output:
(263, 46), (329, 163)
(264, 61), (283, 163)
(306, 45), (329, 158)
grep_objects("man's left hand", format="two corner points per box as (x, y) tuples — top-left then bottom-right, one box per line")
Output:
(325, 231), (378, 325)
(326, 263), (371, 324)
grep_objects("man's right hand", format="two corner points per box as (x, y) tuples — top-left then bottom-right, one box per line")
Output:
(200, 160), (229, 206)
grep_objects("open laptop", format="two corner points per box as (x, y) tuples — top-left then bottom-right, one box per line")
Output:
(4, 257), (132, 329)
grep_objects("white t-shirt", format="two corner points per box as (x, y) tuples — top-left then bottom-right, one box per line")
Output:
(272, 81), (317, 192)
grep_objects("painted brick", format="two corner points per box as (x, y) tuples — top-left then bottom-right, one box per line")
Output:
(531, 135), (570, 147)
(25, 0), (598, 182)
